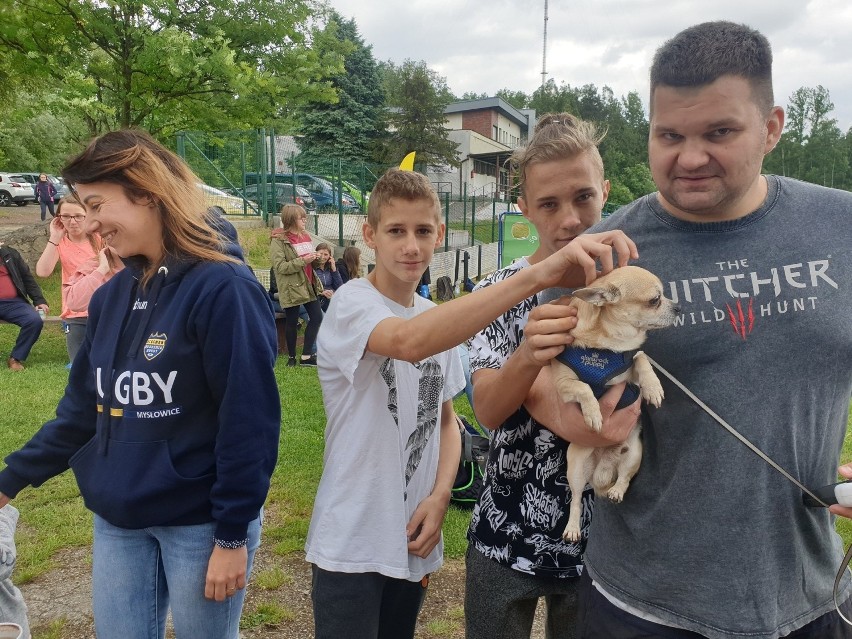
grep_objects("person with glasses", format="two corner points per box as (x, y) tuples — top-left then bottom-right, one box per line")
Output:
(35, 196), (102, 365)
(34, 173), (57, 221)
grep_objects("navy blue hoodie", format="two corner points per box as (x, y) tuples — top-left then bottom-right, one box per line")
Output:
(0, 251), (280, 543)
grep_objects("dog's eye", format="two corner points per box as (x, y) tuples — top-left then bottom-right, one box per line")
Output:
(649, 295), (661, 307)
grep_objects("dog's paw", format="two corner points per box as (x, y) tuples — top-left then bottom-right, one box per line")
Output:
(580, 399), (603, 431)
(642, 381), (665, 408)
(562, 522), (582, 542)
(607, 486), (626, 503)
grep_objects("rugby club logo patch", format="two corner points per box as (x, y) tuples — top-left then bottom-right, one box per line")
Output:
(144, 333), (167, 361)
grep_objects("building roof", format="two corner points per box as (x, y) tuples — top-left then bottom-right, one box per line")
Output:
(444, 97), (532, 129)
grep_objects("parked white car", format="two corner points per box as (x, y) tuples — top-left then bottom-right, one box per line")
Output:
(0, 173), (37, 206)
(198, 183), (254, 216)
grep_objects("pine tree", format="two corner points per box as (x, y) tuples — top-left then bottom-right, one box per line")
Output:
(296, 12), (386, 171)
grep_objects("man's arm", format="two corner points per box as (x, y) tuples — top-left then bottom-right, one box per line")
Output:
(407, 399), (461, 559)
(367, 231), (637, 363)
(16, 252), (47, 306)
(829, 463), (852, 520)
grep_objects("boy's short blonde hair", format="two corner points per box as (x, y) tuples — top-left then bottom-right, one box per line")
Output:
(512, 113), (606, 196)
(367, 169), (441, 228)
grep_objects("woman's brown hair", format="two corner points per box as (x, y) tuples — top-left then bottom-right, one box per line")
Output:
(342, 246), (361, 279)
(279, 204), (307, 233)
(62, 129), (232, 286)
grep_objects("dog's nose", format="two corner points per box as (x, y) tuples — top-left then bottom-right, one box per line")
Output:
(673, 305), (682, 314)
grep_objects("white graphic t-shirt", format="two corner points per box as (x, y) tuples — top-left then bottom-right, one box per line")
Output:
(306, 278), (465, 581)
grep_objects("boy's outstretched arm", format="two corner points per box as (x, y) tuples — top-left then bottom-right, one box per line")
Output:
(368, 230), (637, 363)
(406, 400), (461, 559)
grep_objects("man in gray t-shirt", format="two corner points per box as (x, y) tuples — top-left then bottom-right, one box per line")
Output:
(566, 21), (852, 639)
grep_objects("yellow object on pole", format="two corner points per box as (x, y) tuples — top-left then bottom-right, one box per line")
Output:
(399, 152), (416, 171)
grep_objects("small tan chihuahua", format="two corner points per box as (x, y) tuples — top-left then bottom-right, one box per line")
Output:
(552, 265), (680, 542)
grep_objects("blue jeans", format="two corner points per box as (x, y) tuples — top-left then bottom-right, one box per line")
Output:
(39, 198), (55, 221)
(92, 515), (261, 639)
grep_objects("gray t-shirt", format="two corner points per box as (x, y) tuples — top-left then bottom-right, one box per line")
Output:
(584, 175), (852, 639)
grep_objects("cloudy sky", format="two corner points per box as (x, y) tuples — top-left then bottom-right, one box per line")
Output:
(329, 0), (852, 132)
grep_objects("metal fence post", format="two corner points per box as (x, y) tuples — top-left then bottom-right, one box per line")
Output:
(462, 182), (467, 230)
(444, 192), (450, 252)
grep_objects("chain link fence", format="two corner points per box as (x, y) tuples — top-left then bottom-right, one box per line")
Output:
(176, 129), (620, 288)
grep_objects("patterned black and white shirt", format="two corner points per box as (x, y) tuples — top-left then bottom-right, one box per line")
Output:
(467, 258), (592, 578)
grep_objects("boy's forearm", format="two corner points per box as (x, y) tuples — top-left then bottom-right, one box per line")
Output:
(472, 348), (543, 429)
(378, 266), (543, 362)
(432, 403), (462, 502)
(525, 367), (635, 447)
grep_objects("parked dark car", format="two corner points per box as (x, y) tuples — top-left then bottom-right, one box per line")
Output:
(242, 183), (317, 215)
(244, 172), (360, 213)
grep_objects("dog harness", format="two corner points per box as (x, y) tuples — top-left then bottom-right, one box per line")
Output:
(555, 347), (640, 409)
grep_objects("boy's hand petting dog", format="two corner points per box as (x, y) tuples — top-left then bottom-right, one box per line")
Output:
(406, 493), (449, 559)
(537, 230), (638, 290)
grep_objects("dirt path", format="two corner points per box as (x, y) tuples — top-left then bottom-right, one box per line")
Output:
(21, 545), (471, 639)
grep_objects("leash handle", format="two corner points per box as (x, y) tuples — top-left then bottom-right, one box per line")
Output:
(803, 481), (852, 508)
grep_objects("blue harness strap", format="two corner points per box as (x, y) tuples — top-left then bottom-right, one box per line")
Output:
(554, 347), (641, 409)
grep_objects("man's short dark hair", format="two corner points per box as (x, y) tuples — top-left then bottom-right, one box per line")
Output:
(650, 21), (774, 113)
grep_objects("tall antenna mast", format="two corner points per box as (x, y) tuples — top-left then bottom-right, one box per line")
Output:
(541, 0), (549, 88)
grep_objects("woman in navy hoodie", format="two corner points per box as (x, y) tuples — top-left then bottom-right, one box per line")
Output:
(0, 130), (281, 638)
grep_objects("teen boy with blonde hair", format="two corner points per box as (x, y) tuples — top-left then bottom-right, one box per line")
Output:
(464, 113), (641, 639)
(304, 168), (635, 638)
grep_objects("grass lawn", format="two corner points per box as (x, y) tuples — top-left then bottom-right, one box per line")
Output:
(1, 231), (851, 591)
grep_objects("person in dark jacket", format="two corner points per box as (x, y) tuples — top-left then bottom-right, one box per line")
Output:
(314, 243), (343, 312)
(0, 130), (280, 639)
(33, 174), (57, 221)
(0, 242), (49, 371)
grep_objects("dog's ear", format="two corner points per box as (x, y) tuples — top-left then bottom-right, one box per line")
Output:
(572, 283), (621, 306)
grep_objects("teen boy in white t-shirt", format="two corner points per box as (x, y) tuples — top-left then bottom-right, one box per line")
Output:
(306, 168), (637, 639)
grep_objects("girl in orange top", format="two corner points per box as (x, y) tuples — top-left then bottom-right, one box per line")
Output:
(35, 196), (104, 364)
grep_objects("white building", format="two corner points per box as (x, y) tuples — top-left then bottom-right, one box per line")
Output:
(427, 98), (536, 201)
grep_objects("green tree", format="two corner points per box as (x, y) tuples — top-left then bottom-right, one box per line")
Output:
(379, 59), (459, 169)
(529, 79), (579, 115)
(764, 85), (850, 188)
(0, 91), (88, 172)
(0, 0), (345, 139)
(295, 11), (386, 171)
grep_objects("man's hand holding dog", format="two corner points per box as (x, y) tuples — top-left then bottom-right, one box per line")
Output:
(521, 298), (578, 367)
